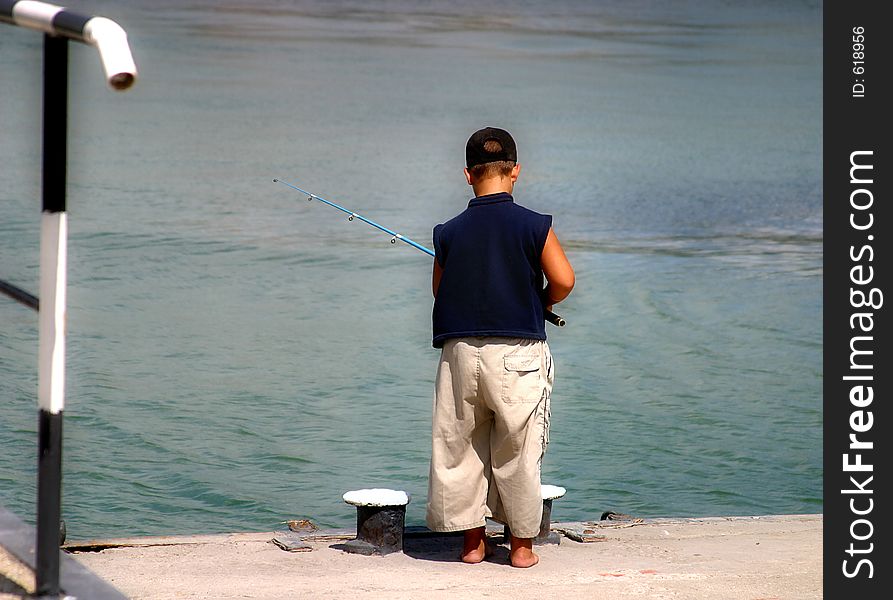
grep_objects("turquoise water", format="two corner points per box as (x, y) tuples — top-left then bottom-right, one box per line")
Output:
(1, 0), (821, 539)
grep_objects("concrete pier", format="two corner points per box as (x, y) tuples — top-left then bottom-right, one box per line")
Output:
(3, 513), (821, 599)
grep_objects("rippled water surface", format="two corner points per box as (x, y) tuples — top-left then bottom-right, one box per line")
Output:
(1, 0), (821, 538)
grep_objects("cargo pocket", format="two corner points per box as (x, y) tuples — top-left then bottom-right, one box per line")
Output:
(502, 354), (544, 404)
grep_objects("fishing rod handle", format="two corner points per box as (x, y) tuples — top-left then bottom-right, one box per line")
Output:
(545, 310), (565, 327)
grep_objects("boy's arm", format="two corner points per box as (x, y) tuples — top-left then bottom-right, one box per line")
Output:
(541, 228), (574, 310)
(432, 259), (443, 297)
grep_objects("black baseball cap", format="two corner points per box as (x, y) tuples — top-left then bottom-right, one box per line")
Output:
(465, 127), (517, 169)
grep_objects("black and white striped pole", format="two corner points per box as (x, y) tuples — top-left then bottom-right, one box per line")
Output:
(1, 2), (136, 596)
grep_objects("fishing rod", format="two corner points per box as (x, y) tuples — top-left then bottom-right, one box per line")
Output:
(273, 178), (566, 327)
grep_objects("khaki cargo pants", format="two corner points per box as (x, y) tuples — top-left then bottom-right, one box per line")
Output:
(426, 337), (553, 539)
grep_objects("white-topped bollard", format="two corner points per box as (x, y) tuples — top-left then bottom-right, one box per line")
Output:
(504, 484), (567, 545)
(341, 489), (411, 555)
(537, 484), (567, 544)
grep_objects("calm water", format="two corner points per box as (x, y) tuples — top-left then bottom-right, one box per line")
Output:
(1, 0), (822, 539)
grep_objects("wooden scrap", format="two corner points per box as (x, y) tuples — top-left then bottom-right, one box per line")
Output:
(299, 529), (356, 543)
(553, 526), (608, 543)
(269, 534), (312, 552)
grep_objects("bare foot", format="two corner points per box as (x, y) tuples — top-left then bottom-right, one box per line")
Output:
(509, 536), (539, 568)
(460, 526), (492, 564)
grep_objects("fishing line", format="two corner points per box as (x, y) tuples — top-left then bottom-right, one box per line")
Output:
(273, 178), (565, 327)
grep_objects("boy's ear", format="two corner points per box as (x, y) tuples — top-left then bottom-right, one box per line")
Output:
(464, 168), (473, 186)
(511, 163), (521, 182)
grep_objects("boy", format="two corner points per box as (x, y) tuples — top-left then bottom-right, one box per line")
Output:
(426, 127), (575, 568)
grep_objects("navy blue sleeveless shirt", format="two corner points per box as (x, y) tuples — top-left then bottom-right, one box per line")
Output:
(432, 192), (552, 348)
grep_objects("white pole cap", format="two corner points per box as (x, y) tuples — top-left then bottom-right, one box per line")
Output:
(82, 16), (137, 90)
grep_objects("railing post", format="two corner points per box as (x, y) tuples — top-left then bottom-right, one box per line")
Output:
(2, 3), (137, 594)
(35, 31), (69, 598)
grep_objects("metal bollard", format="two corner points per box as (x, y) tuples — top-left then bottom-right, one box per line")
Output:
(341, 489), (410, 555)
